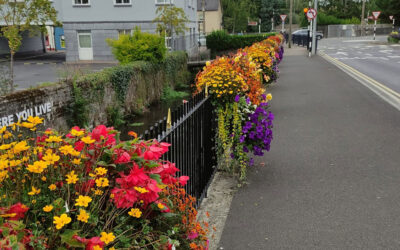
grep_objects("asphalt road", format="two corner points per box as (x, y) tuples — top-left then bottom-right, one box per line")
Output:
(219, 48), (400, 249)
(319, 36), (400, 94)
(0, 52), (116, 90)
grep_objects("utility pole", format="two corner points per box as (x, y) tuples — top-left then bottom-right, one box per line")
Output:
(271, 10), (275, 31)
(361, 0), (366, 36)
(311, 0), (317, 55)
(289, 0), (293, 48)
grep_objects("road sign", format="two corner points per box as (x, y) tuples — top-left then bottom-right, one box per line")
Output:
(389, 15), (394, 20)
(248, 21), (258, 26)
(280, 15), (287, 22)
(372, 11), (381, 20)
(306, 8), (317, 20)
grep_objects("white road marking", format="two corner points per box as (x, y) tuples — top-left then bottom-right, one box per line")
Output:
(336, 51), (348, 56)
(379, 50), (394, 54)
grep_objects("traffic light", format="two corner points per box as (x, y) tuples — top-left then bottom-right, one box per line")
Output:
(303, 8), (308, 14)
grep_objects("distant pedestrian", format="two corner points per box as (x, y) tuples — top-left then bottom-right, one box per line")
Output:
(284, 31), (289, 44)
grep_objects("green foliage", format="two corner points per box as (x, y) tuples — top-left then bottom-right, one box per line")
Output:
(163, 51), (190, 88)
(206, 30), (276, 54)
(300, 12), (361, 26)
(161, 86), (189, 103)
(107, 27), (167, 64)
(66, 82), (90, 128)
(0, 65), (11, 96)
(257, 0), (285, 32)
(153, 5), (188, 36)
(388, 32), (400, 43)
(106, 105), (126, 129)
(222, 0), (258, 33)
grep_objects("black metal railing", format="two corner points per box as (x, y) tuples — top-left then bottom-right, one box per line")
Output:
(142, 91), (217, 206)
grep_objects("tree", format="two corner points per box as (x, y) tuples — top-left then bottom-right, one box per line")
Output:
(0, 0), (58, 92)
(221, 0), (258, 33)
(153, 5), (188, 37)
(258, 0), (285, 32)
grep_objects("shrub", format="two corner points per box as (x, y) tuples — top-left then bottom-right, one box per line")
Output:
(206, 30), (276, 54)
(388, 32), (400, 43)
(107, 27), (167, 64)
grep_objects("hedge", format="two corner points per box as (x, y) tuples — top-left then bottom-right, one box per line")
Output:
(206, 30), (276, 55)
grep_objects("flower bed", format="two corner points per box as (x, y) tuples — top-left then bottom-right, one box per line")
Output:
(195, 34), (284, 181)
(0, 120), (208, 249)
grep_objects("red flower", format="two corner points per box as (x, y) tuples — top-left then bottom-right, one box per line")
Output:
(115, 151), (130, 164)
(111, 188), (138, 208)
(73, 236), (104, 250)
(2, 203), (29, 221)
(117, 164), (149, 188)
(74, 140), (85, 152)
(179, 176), (189, 186)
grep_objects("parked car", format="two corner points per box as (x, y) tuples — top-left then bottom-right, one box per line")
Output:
(292, 29), (324, 40)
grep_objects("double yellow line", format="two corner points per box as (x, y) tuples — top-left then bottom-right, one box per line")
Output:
(320, 52), (400, 101)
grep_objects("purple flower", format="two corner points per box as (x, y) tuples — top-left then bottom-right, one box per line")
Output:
(239, 135), (245, 143)
(246, 97), (250, 105)
(234, 95), (240, 102)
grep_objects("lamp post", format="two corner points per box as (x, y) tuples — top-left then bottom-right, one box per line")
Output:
(289, 0), (293, 48)
(361, 0), (366, 36)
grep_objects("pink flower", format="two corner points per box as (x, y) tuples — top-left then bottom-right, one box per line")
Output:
(187, 231), (199, 240)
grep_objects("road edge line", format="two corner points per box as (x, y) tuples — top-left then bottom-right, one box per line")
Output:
(319, 52), (400, 111)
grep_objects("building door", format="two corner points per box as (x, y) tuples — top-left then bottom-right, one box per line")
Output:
(78, 31), (93, 60)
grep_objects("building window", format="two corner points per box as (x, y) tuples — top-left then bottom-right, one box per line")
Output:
(155, 0), (173, 5)
(73, 0), (90, 6)
(115, 0), (131, 5)
(118, 29), (132, 38)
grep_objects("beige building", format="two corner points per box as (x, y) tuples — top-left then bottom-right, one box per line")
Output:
(197, 0), (223, 34)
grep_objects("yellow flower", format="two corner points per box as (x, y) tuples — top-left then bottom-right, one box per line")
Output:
(72, 158), (81, 165)
(59, 145), (80, 156)
(70, 128), (85, 137)
(128, 208), (142, 218)
(27, 116), (43, 125)
(27, 161), (49, 174)
(206, 61), (211, 66)
(100, 232), (115, 244)
(66, 171), (79, 184)
(95, 167), (107, 176)
(81, 136), (95, 144)
(266, 93), (272, 101)
(43, 153), (60, 165)
(95, 178), (109, 188)
(94, 189), (103, 195)
(157, 203), (165, 210)
(53, 214), (71, 230)
(49, 184), (57, 191)
(93, 246), (102, 250)
(109, 247), (115, 250)
(134, 187), (149, 194)
(45, 136), (63, 143)
(28, 186), (41, 196)
(41, 176), (47, 181)
(13, 141), (30, 154)
(43, 205), (54, 212)
(31, 199), (36, 204)
(77, 209), (90, 223)
(75, 195), (92, 207)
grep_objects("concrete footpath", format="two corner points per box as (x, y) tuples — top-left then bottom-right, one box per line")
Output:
(218, 47), (400, 249)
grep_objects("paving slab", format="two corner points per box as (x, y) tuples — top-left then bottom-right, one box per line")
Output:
(218, 47), (400, 250)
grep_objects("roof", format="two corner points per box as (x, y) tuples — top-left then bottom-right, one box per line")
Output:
(197, 0), (220, 11)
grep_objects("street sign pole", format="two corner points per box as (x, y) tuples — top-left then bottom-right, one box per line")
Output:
(282, 21), (285, 32)
(311, 0), (318, 55)
(308, 2), (312, 57)
(372, 11), (381, 40)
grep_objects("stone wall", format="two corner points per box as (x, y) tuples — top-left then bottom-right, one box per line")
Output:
(0, 83), (72, 131)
